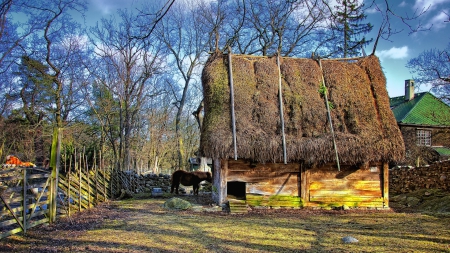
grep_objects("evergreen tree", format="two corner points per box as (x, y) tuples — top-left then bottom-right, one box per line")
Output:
(332, 0), (373, 58)
(14, 56), (53, 165)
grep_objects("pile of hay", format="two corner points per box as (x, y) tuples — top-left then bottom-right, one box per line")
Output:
(200, 53), (405, 165)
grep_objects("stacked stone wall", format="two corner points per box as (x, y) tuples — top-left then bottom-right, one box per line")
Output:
(389, 161), (450, 195)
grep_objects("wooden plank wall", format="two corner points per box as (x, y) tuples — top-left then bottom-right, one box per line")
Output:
(226, 160), (302, 207)
(227, 159), (300, 195)
(224, 159), (387, 208)
(307, 163), (384, 208)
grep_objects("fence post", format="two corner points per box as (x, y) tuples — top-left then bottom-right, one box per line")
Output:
(100, 150), (106, 201)
(79, 153), (82, 212)
(68, 154), (72, 217)
(84, 151), (91, 208)
(94, 151), (99, 203)
(22, 168), (27, 234)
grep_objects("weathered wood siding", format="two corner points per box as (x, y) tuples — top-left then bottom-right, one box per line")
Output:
(226, 160), (301, 207)
(307, 163), (385, 208)
(221, 159), (388, 208)
(227, 159), (300, 195)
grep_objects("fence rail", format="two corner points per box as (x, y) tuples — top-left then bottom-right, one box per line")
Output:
(1, 155), (163, 239)
(0, 163), (114, 239)
(0, 167), (51, 239)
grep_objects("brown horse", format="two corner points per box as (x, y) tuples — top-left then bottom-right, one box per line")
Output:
(170, 170), (212, 195)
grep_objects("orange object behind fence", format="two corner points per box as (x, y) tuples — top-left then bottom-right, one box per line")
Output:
(5, 155), (36, 167)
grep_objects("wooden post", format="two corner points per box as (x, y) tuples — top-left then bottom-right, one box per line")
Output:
(277, 54), (287, 164)
(317, 59), (340, 171)
(53, 128), (61, 222)
(22, 168), (27, 234)
(93, 150), (98, 203)
(227, 47), (238, 160)
(68, 153), (72, 217)
(85, 152), (91, 208)
(49, 127), (57, 222)
(100, 150), (106, 201)
(79, 153), (82, 212)
(382, 162), (389, 208)
(300, 163), (308, 204)
(212, 158), (227, 204)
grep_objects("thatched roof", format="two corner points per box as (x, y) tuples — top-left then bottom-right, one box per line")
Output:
(200, 52), (405, 165)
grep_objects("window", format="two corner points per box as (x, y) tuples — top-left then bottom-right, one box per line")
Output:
(416, 129), (431, 146)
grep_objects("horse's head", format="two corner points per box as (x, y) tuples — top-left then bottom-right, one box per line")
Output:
(205, 171), (212, 183)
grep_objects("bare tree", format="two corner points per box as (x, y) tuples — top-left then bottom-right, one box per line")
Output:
(407, 42), (450, 102)
(366, 0), (430, 55)
(89, 9), (164, 171)
(198, 0), (330, 57)
(155, 0), (209, 170)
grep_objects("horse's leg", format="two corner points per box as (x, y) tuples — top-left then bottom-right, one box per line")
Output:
(171, 180), (179, 194)
(194, 184), (199, 195)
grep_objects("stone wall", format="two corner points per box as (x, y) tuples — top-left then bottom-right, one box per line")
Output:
(138, 173), (172, 193)
(389, 160), (450, 195)
(129, 173), (206, 194)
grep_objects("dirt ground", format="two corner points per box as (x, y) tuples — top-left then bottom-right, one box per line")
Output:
(0, 190), (449, 252)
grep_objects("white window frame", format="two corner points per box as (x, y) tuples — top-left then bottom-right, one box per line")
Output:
(416, 129), (431, 146)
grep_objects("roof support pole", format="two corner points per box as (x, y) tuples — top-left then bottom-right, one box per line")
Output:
(227, 47), (238, 160)
(277, 54), (287, 164)
(318, 59), (341, 171)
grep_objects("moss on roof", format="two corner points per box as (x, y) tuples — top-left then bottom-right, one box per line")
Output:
(201, 53), (405, 165)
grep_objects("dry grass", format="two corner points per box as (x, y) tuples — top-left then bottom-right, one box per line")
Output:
(200, 53), (405, 164)
(1, 193), (449, 253)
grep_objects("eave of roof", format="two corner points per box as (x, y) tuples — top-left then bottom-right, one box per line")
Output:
(433, 147), (450, 156)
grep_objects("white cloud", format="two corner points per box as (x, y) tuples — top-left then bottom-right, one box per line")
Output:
(90, 0), (147, 15)
(365, 7), (378, 14)
(399, 1), (407, 7)
(427, 10), (450, 30)
(414, 0), (450, 12)
(377, 46), (409, 60)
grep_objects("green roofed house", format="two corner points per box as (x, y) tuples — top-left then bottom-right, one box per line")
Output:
(390, 79), (450, 165)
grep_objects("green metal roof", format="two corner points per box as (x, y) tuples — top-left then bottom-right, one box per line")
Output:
(389, 92), (450, 126)
(433, 147), (450, 156)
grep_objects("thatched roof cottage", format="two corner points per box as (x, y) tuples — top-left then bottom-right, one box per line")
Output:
(200, 52), (405, 210)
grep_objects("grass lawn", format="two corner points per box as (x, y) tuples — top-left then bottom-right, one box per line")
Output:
(1, 195), (449, 252)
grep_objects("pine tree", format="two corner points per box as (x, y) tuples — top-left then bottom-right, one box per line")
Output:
(333, 0), (373, 58)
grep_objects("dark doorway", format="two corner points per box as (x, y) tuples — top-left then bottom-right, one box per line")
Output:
(227, 181), (246, 200)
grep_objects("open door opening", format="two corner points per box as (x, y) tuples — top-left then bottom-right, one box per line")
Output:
(227, 181), (246, 200)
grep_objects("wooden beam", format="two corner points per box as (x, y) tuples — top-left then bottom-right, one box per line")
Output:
(300, 164), (308, 202)
(382, 162), (389, 208)
(277, 54), (287, 164)
(212, 158), (227, 204)
(227, 47), (238, 160)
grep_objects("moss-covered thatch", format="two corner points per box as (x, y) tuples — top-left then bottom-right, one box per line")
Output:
(200, 53), (405, 165)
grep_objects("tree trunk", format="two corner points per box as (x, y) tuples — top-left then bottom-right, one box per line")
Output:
(153, 156), (159, 174)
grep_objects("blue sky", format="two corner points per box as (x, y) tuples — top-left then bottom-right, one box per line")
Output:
(366, 0), (450, 97)
(85, 0), (450, 98)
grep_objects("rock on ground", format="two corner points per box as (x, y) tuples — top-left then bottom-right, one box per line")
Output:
(162, 197), (192, 210)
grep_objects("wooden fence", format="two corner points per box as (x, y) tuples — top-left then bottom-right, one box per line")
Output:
(1, 149), (165, 240)
(0, 167), (52, 239)
(0, 163), (116, 239)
